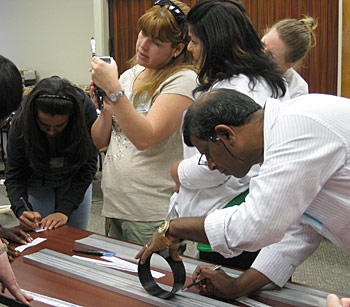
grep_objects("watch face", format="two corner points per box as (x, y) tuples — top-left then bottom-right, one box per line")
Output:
(108, 90), (124, 102)
(109, 93), (117, 102)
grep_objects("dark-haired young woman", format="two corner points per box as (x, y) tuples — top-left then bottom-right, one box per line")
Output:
(5, 76), (98, 231)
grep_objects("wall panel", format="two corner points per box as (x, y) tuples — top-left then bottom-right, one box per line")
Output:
(342, 0), (350, 97)
(111, 0), (338, 94)
(241, 0), (338, 94)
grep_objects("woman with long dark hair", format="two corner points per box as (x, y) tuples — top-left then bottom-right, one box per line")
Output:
(168, 0), (289, 269)
(5, 76), (98, 231)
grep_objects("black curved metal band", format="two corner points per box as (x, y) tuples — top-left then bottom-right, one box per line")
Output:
(138, 249), (186, 299)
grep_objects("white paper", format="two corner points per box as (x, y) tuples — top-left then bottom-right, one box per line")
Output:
(72, 255), (137, 273)
(15, 237), (46, 252)
(72, 255), (165, 279)
(102, 255), (165, 279)
(23, 289), (82, 307)
(34, 227), (46, 232)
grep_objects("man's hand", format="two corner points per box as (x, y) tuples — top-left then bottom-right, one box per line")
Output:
(192, 265), (237, 298)
(192, 266), (271, 299)
(40, 212), (68, 230)
(19, 211), (42, 230)
(0, 228), (33, 261)
(135, 231), (182, 264)
(136, 217), (208, 264)
(0, 227), (33, 245)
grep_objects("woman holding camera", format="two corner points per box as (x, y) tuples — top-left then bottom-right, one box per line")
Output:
(90, 0), (197, 245)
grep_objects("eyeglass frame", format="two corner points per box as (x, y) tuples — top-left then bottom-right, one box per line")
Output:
(198, 132), (249, 167)
(197, 136), (220, 166)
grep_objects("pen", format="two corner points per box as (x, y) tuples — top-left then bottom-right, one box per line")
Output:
(19, 196), (32, 212)
(90, 37), (96, 57)
(182, 265), (222, 292)
(72, 249), (115, 257)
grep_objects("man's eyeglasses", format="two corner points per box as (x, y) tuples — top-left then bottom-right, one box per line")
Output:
(154, 0), (185, 26)
(197, 136), (220, 166)
(198, 154), (208, 166)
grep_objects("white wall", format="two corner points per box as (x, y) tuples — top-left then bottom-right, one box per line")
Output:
(0, 0), (109, 85)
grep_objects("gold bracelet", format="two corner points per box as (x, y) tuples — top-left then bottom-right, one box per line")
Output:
(0, 243), (8, 256)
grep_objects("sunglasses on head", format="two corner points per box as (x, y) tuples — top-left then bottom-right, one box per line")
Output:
(154, 0), (185, 26)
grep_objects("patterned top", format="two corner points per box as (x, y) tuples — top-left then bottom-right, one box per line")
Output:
(101, 65), (197, 221)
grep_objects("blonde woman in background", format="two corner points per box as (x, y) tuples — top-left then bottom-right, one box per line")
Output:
(90, 0), (197, 245)
(262, 17), (317, 98)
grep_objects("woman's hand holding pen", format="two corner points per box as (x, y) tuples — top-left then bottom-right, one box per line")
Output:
(19, 196), (41, 230)
(20, 211), (68, 231)
(19, 211), (42, 231)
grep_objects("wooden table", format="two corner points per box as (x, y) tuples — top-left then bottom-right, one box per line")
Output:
(4, 226), (313, 306)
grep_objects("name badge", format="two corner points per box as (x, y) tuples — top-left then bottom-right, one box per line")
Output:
(49, 157), (64, 168)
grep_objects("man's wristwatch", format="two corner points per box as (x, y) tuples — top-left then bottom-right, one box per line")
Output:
(107, 89), (125, 102)
(158, 219), (183, 247)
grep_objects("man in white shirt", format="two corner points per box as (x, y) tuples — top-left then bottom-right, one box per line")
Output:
(136, 88), (350, 298)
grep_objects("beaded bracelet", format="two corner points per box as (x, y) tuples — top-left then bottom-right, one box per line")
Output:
(0, 243), (8, 256)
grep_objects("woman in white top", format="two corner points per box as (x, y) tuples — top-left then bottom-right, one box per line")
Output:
(262, 17), (317, 98)
(90, 0), (197, 245)
(168, 0), (288, 269)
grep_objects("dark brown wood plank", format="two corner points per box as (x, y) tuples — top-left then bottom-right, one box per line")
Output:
(111, 0), (338, 94)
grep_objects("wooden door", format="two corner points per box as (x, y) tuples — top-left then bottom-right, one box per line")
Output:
(109, 0), (338, 95)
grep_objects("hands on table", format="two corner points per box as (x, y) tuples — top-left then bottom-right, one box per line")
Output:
(0, 227), (33, 261)
(0, 243), (33, 305)
(20, 211), (68, 231)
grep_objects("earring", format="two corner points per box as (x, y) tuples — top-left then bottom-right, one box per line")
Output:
(173, 53), (177, 59)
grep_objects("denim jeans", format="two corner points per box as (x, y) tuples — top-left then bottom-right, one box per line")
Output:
(27, 178), (92, 230)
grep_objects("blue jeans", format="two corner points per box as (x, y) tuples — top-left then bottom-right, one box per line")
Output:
(27, 178), (92, 230)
